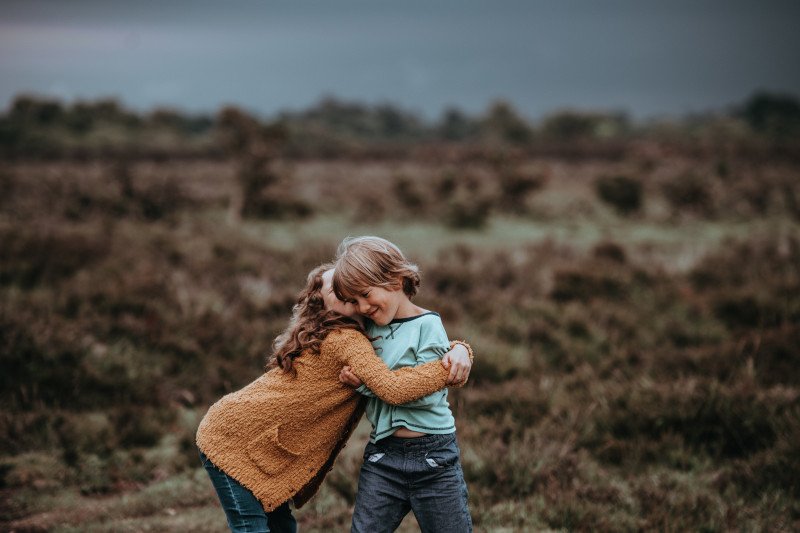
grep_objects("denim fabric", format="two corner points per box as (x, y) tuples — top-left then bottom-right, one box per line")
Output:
(199, 450), (297, 533)
(350, 433), (472, 533)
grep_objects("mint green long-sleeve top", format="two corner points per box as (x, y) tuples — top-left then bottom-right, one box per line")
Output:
(356, 312), (456, 443)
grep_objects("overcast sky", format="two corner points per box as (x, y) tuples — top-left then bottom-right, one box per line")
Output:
(1, 0), (799, 120)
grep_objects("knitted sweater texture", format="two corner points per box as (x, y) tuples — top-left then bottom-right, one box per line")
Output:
(195, 328), (462, 512)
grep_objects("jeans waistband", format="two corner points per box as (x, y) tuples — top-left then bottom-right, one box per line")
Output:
(375, 432), (456, 450)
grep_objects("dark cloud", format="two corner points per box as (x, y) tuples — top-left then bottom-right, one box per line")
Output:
(2, 0), (799, 118)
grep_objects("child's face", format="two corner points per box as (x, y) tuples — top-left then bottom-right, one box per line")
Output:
(350, 283), (405, 326)
(321, 269), (358, 318)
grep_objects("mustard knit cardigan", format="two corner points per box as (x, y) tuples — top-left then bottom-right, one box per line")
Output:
(196, 328), (469, 512)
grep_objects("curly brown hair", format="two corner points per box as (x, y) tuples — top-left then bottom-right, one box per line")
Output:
(267, 263), (365, 373)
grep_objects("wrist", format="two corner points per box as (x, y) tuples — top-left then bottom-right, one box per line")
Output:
(449, 340), (473, 362)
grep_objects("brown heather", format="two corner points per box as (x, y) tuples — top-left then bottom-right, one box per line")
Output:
(1, 96), (800, 531)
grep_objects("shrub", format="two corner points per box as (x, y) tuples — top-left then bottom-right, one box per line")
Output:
(237, 154), (312, 220)
(437, 107), (478, 141)
(0, 452), (68, 491)
(737, 91), (800, 139)
(481, 100), (532, 144)
(137, 179), (186, 221)
(589, 381), (783, 461)
(391, 174), (426, 214)
(711, 291), (783, 330)
(594, 175), (642, 215)
(55, 413), (115, 460)
(722, 437), (800, 498)
(550, 268), (628, 302)
(541, 111), (598, 141)
(444, 187), (492, 229)
(662, 173), (714, 216)
(750, 325), (800, 386)
(592, 241), (627, 263)
(497, 167), (546, 213)
(0, 170), (14, 207)
(352, 189), (387, 223)
(0, 226), (111, 288)
(782, 180), (800, 221)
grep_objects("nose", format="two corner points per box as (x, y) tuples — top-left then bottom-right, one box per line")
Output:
(358, 299), (371, 314)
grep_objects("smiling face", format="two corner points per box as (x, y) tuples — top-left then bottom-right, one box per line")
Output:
(349, 283), (407, 326)
(321, 269), (358, 318)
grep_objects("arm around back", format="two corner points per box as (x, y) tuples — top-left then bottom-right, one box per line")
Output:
(322, 329), (453, 406)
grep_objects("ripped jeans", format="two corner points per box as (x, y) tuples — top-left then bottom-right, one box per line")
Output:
(351, 432), (472, 533)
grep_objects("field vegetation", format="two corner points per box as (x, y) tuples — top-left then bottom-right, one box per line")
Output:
(1, 93), (799, 531)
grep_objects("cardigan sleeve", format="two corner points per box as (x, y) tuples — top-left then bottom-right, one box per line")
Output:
(323, 329), (458, 406)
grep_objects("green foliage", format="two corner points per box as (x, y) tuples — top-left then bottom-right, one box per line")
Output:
(541, 110), (598, 141)
(437, 107), (479, 141)
(541, 110), (629, 141)
(284, 97), (427, 142)
(2, 93), (797, 161)
(738, 91), (800, 139)
(481, 100), (532, 144)
(0, 95), (214, 158)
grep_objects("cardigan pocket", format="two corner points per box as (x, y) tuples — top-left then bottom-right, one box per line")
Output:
(245, 423), (302, 475)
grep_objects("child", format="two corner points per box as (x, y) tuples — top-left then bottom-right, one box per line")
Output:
(333, 236), (472, 533)
(196, 262), (473, 532)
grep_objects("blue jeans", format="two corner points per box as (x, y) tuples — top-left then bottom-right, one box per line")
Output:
(351, 433), (472, 533)
(199, 450), (297, 533)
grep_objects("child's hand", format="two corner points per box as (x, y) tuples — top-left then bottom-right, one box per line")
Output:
(442, 344), (471, 384)
(339, 366), (363, 388)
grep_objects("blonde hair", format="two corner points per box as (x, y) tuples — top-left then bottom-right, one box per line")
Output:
(332, 236), (420, 301)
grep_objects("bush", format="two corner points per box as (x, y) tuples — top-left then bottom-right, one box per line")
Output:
(0, 226), (111, 288)
(722, 437), (800, 498)
(541, 111), (597, 141)
(391, 174), (426, 214)
(0, 170), (14, 207)
(737, 91), (800, 139)
(662, 173), (714, 217)
(711, 291), (783, 330)
(137, 179), (186, 221)
(237, 154), (312, 220)
(481, 100), (532, 144)
(497, 167), (546, 213)
(594, 175), (642, 215)
(441, 174), (494, 229)
(592, 241), (627, 264)
(750, 325), (800, 386)
(588, 381), (783, 461)
(550, 268), (628, 302)
(0, 452), (68, 491)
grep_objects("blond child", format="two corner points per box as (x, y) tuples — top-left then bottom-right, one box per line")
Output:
(333, 236), (472, 533)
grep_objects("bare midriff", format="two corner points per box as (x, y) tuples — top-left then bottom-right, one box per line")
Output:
(392, 427), (426, 438)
